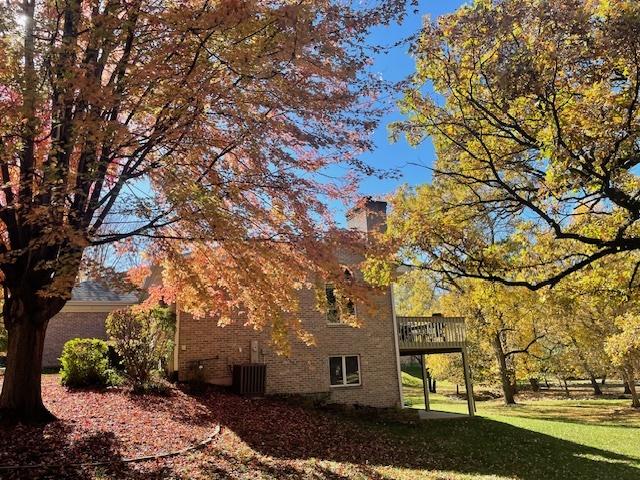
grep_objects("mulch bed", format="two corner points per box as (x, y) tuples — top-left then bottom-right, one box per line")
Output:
(0, 376), (427, 479)
(0, 376), (218, 479)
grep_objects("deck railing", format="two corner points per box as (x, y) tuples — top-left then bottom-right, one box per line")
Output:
(397, 316), (466, 351)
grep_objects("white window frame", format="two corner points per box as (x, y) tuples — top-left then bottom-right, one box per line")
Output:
(329, 355), (361, 387)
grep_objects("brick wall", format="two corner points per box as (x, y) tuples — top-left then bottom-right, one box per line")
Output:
(177, 282), (402, 409)
(43, 311), (110, 367)
(177, 199), (402, 408)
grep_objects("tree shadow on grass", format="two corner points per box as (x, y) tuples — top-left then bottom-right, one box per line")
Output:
(485, 403), (640, 429)
(197, 392), (640, 480)
(409, 416), (640, 479)
(499, 412), (640, 429)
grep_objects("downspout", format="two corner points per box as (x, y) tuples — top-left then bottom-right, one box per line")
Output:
(390, 287), (405, 408)
(173, 303), (181, 374)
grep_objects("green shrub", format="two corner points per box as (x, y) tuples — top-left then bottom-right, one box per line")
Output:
(106, 307), (175, 388)
(60, 338), (120, 388)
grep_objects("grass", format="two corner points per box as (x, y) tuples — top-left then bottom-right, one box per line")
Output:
(383, 366), (640, 479)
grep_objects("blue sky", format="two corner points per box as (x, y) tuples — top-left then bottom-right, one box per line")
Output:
(354, 0), (467, 201)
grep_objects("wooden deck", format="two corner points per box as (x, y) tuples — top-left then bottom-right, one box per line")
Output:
(397, 315), (466, 354)
(397, 315), (475, 416)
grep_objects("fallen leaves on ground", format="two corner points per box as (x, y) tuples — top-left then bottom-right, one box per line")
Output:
(0, 376), (430, 480)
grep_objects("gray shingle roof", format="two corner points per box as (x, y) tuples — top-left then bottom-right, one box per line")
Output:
(70, 280), (138, 303)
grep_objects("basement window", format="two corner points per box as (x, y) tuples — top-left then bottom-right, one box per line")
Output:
(329, 355), (361, 387)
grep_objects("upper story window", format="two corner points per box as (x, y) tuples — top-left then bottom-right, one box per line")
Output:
(325, 269), (356, 324)
(329, 355), (361, 387)
(325, 283), (340, 324)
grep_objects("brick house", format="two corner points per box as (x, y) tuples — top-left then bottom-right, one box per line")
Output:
(42, 281), (138, 367)
(173, 199), (405, 408)
(41, 199), (474, 414)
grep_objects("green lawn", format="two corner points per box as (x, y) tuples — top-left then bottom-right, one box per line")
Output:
(370, 368), (640, 479)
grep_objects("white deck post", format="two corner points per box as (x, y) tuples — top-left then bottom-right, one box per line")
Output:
(421, 354), (431, 411)
(390, 289), (405, 408)
(462, 347), (475, 417)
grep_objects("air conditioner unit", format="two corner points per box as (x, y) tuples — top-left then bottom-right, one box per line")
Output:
(232, 363), (266, 395)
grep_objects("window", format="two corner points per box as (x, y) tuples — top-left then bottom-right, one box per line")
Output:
(325, 269), (356, 324)
(329, 355), (361, 387)
(325, 283), (340, 324)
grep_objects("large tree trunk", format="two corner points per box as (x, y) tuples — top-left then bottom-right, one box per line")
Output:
(492, 333), (516, 405)
(0, 318), (53, 423)
(588, 372), (603, 396)
(0, 282), (70, 424)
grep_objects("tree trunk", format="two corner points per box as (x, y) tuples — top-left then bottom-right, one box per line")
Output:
(492, 333), (515, 405)
(563, 378), (570, 396)
(0, 319), (53, 423)
(624, 381), (632, 394)
(629, 380), (639, 409)
(0, 280), (70, 424)
(510, 375), (518, 394)
(601, 376), (606, 386)
(529, 378), (540, 392)
(0, 195), (82, 424)
(573, 343), (601, 396)
(588, 372), (603, 396)
(623, 368), (640, 408)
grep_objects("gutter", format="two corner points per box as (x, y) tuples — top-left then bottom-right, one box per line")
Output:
(60, 301), (137, 313)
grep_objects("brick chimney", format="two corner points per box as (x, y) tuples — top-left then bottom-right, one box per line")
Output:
(346, 196), (387, 238)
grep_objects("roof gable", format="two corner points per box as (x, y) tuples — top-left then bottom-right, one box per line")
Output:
(70, 280), (138, 304)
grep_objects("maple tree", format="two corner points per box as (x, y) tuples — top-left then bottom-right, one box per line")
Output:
(390, 0), (640, 289)
(0, 0), (413, 422)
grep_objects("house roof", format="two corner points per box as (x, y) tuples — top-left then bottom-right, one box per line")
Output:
(70, 280), (138, 304)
